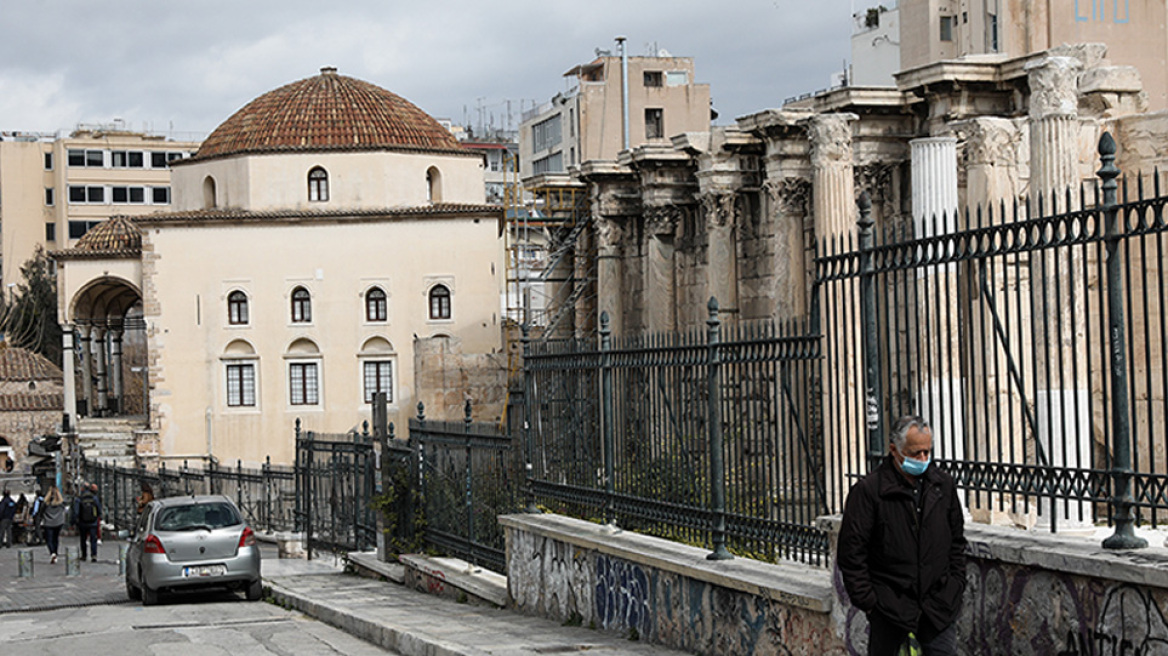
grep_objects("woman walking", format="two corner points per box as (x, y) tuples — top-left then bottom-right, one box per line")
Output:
(40, 486), (67, 563)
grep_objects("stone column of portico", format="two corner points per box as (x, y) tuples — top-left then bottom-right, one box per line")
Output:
(595, 217), (624, 337)
(77, 325), (94, 418)
(764, 176), (813, 322)
(806, 114), (867, 500)
(701, 192), (739, 324)
(1028, 55), (1092, 532)
(911, 136), (967, 514)
(62, 327), (78, 432)
(92, 326), (109, 417)
(110, 327), (124, 414)
(643, 207), (678, 334)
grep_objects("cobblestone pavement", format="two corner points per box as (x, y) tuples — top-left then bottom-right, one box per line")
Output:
(0, 534), (129, 613)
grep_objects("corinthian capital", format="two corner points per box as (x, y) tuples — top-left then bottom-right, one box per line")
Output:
(595, 217), (624, 252)
(765, 177), (811, 215)
(1026, 56), (1082, 120)
(806, 114), (856, 168)
(955, 117), (1019, 167)
(700, 193), (737, 229)
(644, 207), (680, 236)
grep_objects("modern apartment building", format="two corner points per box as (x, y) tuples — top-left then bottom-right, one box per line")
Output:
(518, 50), (712, 184)
(0, 128), (200, 285)
(897, 0), (1167, 109)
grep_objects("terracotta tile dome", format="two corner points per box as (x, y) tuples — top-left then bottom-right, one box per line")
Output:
(193, 67), (462, 160)
(70, 216), (141, 256)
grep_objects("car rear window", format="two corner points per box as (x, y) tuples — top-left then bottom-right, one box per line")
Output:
(155, 502), (242, 531)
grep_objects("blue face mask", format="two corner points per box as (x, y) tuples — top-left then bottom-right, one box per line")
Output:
(900, 454), (930, 477)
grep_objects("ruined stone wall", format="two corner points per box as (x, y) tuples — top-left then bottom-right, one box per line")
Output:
(413, 336), (508, 424)
(673, 204), (710, 333)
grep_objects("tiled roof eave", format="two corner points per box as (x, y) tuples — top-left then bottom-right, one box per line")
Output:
(49, 248), (142, 261)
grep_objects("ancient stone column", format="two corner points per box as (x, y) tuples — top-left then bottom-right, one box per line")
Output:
(765, 177), (812, 322)
(92, 326), (108, 416)
(807, 114), (858, 240)
(911, 136), (966, 494)
(643, 207), (678, 334)
(701, 192), (739, 323)
(110, 328), (124, 414)
(595, 216), (624, 337)
(1027, 55), (1091, 532)
(959, 118), (1021, 220)
(77, 325), (94, 417)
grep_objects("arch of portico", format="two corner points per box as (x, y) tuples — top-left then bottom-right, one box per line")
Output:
(64, 276), (145, 421)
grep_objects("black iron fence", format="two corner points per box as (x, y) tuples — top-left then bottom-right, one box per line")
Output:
(83, 457), (295, 534)
(523, 306), (829, 565)
(820, 133), (1168, 547)
(294, 422), (378, 555)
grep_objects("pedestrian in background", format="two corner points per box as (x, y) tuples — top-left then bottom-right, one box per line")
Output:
(72, 483), (102, 562)
(136, 481), (154, 514)
(40, 486), (66, 563)
(13, 493), (29, 544)
(0, 489), (14, 548)
(837, 415), (967, 656)
(30, 488), (45, 545)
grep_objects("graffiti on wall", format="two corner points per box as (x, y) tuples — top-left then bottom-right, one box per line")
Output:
(1075, 0), (1131, 24)
(595, 555), (651, 634)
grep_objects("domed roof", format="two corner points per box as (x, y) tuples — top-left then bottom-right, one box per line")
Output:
(193, 67), (462, 160)
(68, 216), (141, 257)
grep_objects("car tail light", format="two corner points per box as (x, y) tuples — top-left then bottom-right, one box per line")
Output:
(239, 526), (256, 547)
(144, 534), (165, 554)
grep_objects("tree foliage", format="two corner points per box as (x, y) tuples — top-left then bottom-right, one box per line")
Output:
(1, 247), (63, 366)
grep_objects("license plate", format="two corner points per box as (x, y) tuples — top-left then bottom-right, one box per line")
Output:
(182, 565), (226, 577)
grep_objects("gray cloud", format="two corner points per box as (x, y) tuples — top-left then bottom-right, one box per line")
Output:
(1, 0), (854, 136)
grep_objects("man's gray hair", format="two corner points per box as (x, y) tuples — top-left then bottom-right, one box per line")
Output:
(890, 415), (930, 450)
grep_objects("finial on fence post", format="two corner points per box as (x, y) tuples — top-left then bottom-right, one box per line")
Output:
(1098, 131), (1147, 550)
(416, 402), (425, 423)
(464, 398), (473, 425)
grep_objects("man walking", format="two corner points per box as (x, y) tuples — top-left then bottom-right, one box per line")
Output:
(0, 489), (15, 548)
(838, 415), (967, 655)
(72, 483), (102, 562)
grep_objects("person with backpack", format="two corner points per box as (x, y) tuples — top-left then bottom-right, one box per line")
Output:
(72, 483), (102, 562)
(40, 486), (67, 563)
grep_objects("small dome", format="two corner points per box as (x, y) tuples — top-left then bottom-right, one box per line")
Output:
(70, 216), (141, 256)
(193, 67), (461, 160)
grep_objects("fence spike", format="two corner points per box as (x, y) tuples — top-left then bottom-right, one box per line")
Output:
(417, 401), (425, 422)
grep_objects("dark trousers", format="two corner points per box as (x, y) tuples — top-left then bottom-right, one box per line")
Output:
(79, 523), (99, 559)
(43, 526), (62, 556)
(867, 611), (957, 656)
(0, 518), (11, 547)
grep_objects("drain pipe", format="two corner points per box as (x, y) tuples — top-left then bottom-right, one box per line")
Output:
(205, 407), (214, 463)
(617, 35), (629, 151)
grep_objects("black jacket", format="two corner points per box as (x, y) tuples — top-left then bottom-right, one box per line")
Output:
(837, 456), (967, 633)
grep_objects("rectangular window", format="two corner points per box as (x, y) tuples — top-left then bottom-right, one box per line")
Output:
(85, 150), (103, 168)
(363, 361), (393, 403)
(643, 71), (663, 87)
(151, 152), (168, 168)
(940, 16), (954, 41)
(112, 187), (128, 203)
(45, 223), (56, 241)
(130, 187), (145, 203)
(44, 152), (53, 170)
(128, 151), (144, 168)
(45, 188), (54, 206)
(289, 363), (319, 406)
(532, 153), (564, 175)
(86, 186), (104, 203)
(67, 150), (85, 167)
(68, 221), (94, 239)
(169, 152), (184, 162)
(532, 115), (562, 152)
(226, 363), (256, 407)
(112, 151), (128, 167)
(68, 186), (87, 203)
(666, 71), (689, 87)
(988, 14), (999, 51)
(645, 108), (664, 139)
(152, 187), (170, 204)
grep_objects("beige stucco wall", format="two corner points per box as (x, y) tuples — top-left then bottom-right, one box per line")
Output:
(171, 150), (486, 212)
(0, 141), (50, 287)
(141, 215), (502, 465)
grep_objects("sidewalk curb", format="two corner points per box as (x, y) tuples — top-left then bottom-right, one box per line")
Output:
(266, 579), (490, 656)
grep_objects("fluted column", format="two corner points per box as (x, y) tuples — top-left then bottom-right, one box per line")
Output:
(78, 325), (94, 417)
(808, 114), (858, 240)
(643, 208), (678, 334)
(110, 328), (124, 414)
(911, 137), (966, 505)
(596, 217), (624, 337)
(766, 177), (812, 322)
(62, 328), (77, 431)
(1028, 55), (1091, 532)
(701, 192), (739, 324)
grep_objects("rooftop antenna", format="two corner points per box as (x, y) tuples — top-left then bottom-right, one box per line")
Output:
(616, 36), (629, 151)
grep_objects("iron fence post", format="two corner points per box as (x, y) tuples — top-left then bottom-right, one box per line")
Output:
(416, 402), (426, 547)
(1099, 132), (1147, 550)
(858, 192), (885, 472)
(707, 297), (732, 561)
(522, 323), (539, 513)
(600, 312), (616, 527)
(294, 419), (302, 533)
(306, 430), (315, 560)
(464, 399), (474, 564)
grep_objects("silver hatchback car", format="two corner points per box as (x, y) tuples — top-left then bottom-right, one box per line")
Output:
(125, 494), (262, 605)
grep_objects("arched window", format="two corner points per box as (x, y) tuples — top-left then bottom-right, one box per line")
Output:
(291, 287), (312, 323)
(428, 284), (451, 320)
(308, 167), (329, 202)
(365, 287), (387, 322)
(203, 176), (217, 209)
(426, 167), (442, 203)
(228, 290), (249, 325)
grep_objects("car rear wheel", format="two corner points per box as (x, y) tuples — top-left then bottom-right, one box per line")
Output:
(141, 571), (160, 606)
(125, 575), (141, 601)
(246, 578), (263, 601)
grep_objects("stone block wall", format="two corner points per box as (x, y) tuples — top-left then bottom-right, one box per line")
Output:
(413, 335), (507, 423)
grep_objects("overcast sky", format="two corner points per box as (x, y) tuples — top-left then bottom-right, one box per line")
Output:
(0, 0), (871, 140)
